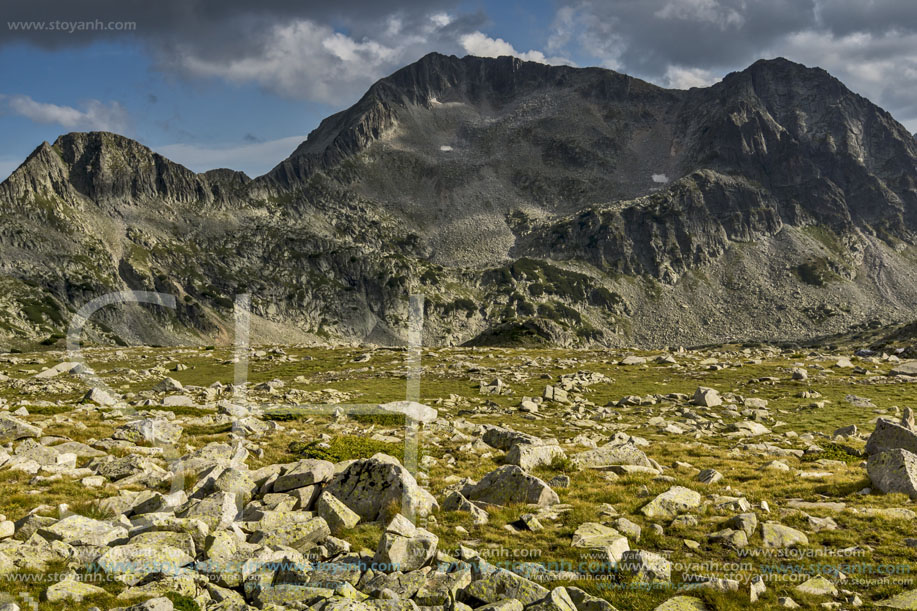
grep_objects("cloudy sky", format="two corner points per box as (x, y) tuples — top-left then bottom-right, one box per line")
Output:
(1, 0), (915, 180)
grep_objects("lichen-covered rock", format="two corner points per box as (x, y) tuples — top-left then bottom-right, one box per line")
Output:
(38, 514), (127, 547)
(866, 419), (917, 456)
(761, 522), (808, 548)
(464, 465), (559, 507)
(505, 444), (566, 471)
(640, 486), (701, 519)
(868, 448), (917, 499)
(273, 458), (335, 492)
(571, 443), (652, 469)
(373, 514), (438, 572)
(323, 456), (438, 521)
(113, 418), (183, 446)
(316, 491), (361, 535)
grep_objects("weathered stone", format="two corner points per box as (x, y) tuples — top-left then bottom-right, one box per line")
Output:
(373, 514), (438, 572)
(761, 522), (808, 548)
(795, 575), (837, 596)
(571, 443), (652, 469)
(482, 426), (543, 451)
(640, 486), (701, 519)
(113, 418), (183, 446)
(38, 514), (127, 547)
(324, 456), (438, 522)
(465, 465), (559, 507)
(653, 596), (708, 611)
(316, 491), (361, 535)
(867, 419), (917, 456)
(376, 401), (438, 423)
(868, 449), (917, 499)
(274, 459), (335, 492)
(620, 550), (672, 582)
(505, 444), (566, 471)
(249, 515), (330, 552)
(45, 577), (107, 602)
(0, 415), (42, 442)
(442, 491), (488, 525)
(528, 587), (577, 611)
(693, 387), (722, 407)
(460, 566), (549, 606)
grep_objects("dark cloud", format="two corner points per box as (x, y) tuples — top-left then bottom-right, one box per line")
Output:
(0, 0), (462, 47)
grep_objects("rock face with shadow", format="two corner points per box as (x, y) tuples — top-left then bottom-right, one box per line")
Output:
(2, 54), (917, 348)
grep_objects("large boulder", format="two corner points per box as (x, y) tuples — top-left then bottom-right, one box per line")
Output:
(323, 455), (438, 521)
(505, 444), (566, 471)
(868, 448), (917, 499)
(640, 486), (701, 519)
(482, 426), (543, 451)
(38, 514), (127, 547)
(316, 491), (361, 534)
(0, 414), (42, 442)
(464, 465), (559, 507)
(373, 513), (438, 572)
(249, 514), (330, 552)
(113, 418), (184, 446)
(273, 459), (335, 492)
(461, 565), (549, 606)
(866, 419), (917, 456)
(761, 522), (808, 548)
(571, 442), (652, 469)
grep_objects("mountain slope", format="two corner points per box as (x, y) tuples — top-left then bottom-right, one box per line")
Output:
(1, 53), (916, 349)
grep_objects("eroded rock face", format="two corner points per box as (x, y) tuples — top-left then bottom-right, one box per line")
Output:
(323, 456), (438, 521)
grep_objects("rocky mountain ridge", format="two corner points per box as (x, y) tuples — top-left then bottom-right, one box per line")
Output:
(1, 53), (917, 349)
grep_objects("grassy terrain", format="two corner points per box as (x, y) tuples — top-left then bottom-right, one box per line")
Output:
(0, 345), (913, 609)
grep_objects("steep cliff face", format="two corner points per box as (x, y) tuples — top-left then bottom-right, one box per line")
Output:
(1, 53), (917, 349)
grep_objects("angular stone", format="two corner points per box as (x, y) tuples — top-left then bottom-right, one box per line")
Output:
(465, 465), (559, 507)
(482, 426), (543, 451)
(442, 491), (488, 525)
(528, 587), (577, 611)
(249, 515), (330, 552)
(373, 514), (438, 572)
(571, 443), (652, 469)
(795, 575), (837, 596)
(316, 491), (361, 535)
(460, 566), (549, 606)
(693, 387), (722, 407)
(0, 415), (42, 442)
(640, 486), (701, 519)
(620, 550), (672, 582)
(274, 458), (335, 492)
(867, 419), (917, 456)
(761, 522), (808, 548)
(868, 449), (917, 499)
(38, 514), (127, 547)
(324, 456), (438, 522)
(505, 444), (566, 471)
(113, 418), (183, 446)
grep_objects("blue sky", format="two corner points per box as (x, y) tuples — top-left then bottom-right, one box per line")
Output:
(1, 0), (916, 180)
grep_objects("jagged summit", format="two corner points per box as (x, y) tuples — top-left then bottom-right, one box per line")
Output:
(1, 55), (917, 349)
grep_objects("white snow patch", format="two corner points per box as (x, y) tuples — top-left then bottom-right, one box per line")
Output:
(652, 173), (669, 183)
(440, 145), (453, 152)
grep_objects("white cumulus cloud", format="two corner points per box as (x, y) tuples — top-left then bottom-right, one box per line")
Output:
(459, 31), (572, 65)
(2, 95), (129, 132)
